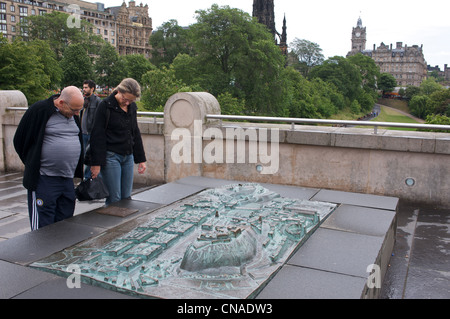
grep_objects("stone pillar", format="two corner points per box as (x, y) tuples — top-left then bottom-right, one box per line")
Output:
(164, 92), (221, 183)
(0, 91), (27, 172)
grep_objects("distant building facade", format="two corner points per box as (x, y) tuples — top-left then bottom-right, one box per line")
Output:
(108, 1), (152, 57)
(347, 17), (427, 87)
(0, 0), (152, 57)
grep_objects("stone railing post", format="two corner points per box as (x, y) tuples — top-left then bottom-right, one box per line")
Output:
(164, 92), (221, 183)
(0, 90), (27, 172)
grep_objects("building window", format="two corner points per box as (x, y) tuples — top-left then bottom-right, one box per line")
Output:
(10, 5), (14, 12)
(19, 6), (27, 16)
(0, 2), (5, 13)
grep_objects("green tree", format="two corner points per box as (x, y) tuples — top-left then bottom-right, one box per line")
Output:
(121, 54), (155, 83)
(94, 43), (126, 87)
(60, 44), (94, 87)
(409, 95), (431, 119)
(378, 73), (397, 95)
(0, 36), (50, 104)
(26, 11), (103, 60)
(289, 38), (324, 77)
(419, 78), (443, 96)
(150, 20), (191, 67)
(187, 4), (287, 115)
(425, 114), (450, 132)
(140, 66), (192, 111)
(217, 92), (246, 115)
(29, 39), (62, 89)
(309, 56), (362, 103)
(428, 88), (450, 116)
(347, 53), (380, 95)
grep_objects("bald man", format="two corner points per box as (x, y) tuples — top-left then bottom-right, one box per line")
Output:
(14, 87), (85, 231)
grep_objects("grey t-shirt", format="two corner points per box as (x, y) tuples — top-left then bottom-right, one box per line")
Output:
(40, 111), (81, 178)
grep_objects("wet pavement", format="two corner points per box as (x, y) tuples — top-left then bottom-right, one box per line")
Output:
(380, 201), (450, 299)
(0, 171), (448, 299)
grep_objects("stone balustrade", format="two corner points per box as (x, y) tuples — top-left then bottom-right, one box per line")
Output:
(1, 90), (449, 207)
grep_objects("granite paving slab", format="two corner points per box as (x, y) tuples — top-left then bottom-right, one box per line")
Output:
(132, 182), (205, 205)
(0, 221), (104, 265)
(0, 260), (58, 299)
(311, 189), (399, 211)
(256, 264), (367, 299)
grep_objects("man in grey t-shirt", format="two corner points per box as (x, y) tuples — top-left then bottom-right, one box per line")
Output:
(14, 86), (84, 231)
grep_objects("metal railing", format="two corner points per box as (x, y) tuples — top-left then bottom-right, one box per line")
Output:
(206, 114), (450, 134)
(7, 108), (450, 134)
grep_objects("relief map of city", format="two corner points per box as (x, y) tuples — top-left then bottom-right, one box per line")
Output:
(31, 183), (337, 299)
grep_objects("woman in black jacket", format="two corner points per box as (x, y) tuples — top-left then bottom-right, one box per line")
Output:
(89, 78), (147, 205)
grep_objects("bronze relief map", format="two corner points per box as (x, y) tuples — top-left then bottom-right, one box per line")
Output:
(31, 183), (337, 299)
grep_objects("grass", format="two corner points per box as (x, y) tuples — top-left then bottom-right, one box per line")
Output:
(370, 106), (421, 131)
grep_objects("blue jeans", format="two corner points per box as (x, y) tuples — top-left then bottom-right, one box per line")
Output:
(101, 151), (134, 206)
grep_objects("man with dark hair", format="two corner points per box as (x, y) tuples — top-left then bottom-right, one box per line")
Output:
(14, 87), (85, 230)
(82, 80), (102, 178)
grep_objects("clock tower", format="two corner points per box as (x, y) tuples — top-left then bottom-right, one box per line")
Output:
(348, 17), (367, 56)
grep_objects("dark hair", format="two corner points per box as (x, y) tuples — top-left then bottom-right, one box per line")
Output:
(83, 80), (96, 90)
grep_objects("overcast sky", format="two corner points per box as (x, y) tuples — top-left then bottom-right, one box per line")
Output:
(92, 0), (450, 70)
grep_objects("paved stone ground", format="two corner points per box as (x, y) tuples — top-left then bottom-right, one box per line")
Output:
(0, 172), (448, 299)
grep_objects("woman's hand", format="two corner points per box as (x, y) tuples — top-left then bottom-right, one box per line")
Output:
(91, 166), (101, 179)
(138, 162), (146, 174)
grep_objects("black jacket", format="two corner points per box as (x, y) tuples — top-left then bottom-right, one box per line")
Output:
(13, 95), (84, 191)
(81, 94), (102, 135)
(89, 92), (146, 167)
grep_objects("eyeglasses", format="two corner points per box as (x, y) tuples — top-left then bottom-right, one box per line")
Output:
(63, 101), (83, 114)
(119, 92), (137, 104)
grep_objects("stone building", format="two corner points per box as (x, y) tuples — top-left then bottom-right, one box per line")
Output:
(347, 17), (427, 87)
(108, 1), (152, 57)
(253, 0), (287, 56)
(0, 0), (152, 57)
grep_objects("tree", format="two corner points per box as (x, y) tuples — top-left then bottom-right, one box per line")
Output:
(187, 4), (287, 115)
(141, 66), (193, 111)
(0, 36), (50, 104)
(289, 38), (324, 77)
(150, 20), (191, 67)
(378, 73), (397, 95)
(419, 78), (443, 96)
(29, 39), (62, 89)
(347, 53), (380, 94)
(26, 11), (103, 60)
(309, 56), (362, 103)
(60, 44), (94, 87)
(121, 54), (155, 83)
(409, 95), (431, 119)
(94, 43), (125, 87)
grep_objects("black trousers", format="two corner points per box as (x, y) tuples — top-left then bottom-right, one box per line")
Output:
(27, 175), (76, 231)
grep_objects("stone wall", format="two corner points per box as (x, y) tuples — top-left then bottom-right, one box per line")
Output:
(1, 90), (449, 207)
